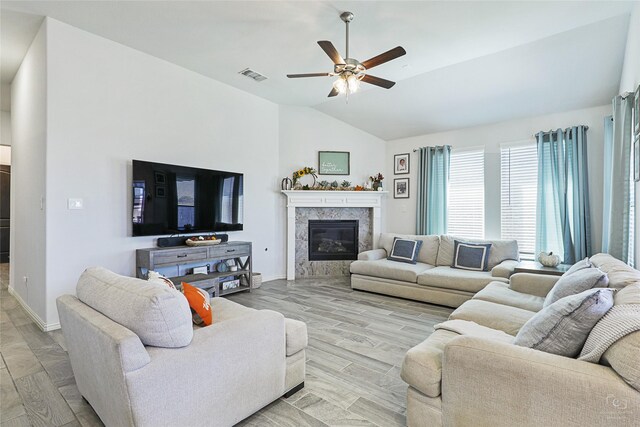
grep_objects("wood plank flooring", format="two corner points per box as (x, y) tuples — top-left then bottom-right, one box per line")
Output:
(0, 265), (452, 426)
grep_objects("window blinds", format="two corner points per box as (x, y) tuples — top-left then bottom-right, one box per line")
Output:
(448, 148), (484, 239)
(501, 143), (538, 255)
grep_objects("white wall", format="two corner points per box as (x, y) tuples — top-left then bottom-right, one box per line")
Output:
(619, 4), (640, 266)
(386, 104), (611, 253)
(279, 105), (387, 186)
(1, 111), (11, 146)
(32, 18), (281, 326)
(10, 21), (48, 324)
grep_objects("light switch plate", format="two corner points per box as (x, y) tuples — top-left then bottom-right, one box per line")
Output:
(68, 198), (84, 210)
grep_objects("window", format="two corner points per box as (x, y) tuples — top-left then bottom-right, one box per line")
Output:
(501, 143), (537, 256)
(448, 148), (484, 239)
(176, 176), (196, 229)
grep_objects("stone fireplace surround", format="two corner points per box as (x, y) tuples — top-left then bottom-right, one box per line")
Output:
(282, 191), (386, 280)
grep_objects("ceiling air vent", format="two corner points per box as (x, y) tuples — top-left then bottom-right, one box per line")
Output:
(238, 68), (268, 82)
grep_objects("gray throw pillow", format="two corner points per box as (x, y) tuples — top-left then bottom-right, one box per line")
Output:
(564, 257), (592, 276)
(544, 267), (609, 307)
(514, 288), (615, 358)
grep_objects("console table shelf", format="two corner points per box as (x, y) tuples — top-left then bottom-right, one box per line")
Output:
(136, 241), (252, 297)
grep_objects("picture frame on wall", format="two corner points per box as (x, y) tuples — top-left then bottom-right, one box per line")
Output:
(635, 136), (640, 182)
(394, 178), (409, 199)
(394, 153), (410, 174)
(634, 84), (640, 135)
(318, 151), (350, 175)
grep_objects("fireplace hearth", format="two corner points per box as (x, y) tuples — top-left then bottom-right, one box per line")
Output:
(308, 220), (359, 261)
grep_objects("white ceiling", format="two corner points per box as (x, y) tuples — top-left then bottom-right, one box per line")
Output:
(1, 1), (636, 139)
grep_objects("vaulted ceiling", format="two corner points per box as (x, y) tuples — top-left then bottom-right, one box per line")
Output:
(1, 1), (636, 140)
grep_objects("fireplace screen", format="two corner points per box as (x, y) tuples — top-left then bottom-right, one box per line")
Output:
(308, 220), (359, 261)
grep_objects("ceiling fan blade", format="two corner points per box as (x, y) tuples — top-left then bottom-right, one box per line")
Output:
(287, 73), (331, 78)
(361, 46), (406, 70)
(328, 87), (339, 97)
(361, 74), (396, 89)
(317, 41), (345, 65)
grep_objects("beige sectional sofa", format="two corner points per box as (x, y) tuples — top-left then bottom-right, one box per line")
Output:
(57, 268), (307, 427)
(401, 253), (640, 426)
(350, 234), (520, 307)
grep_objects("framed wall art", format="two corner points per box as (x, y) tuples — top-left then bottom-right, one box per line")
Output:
(394, 178), (409, 199)
(394, 153), (409, 174)
(318, 151), (350, 175)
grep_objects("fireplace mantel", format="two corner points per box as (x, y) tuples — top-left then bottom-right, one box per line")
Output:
(282, 190), (387, 280)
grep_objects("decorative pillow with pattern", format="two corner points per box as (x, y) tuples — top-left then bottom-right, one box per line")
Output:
(147, 270), (177, 290)
(514, 288), (615, 357)
(451, 240), (492, 271)
(182, 282), (213, 326)
(387, 238), (423, 264)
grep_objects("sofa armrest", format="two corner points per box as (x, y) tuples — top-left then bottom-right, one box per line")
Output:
(509, 272), (559, 297)
(442, 336), (640, 426)
(491, 260), (520, 279)
(358, 248), (387, 261)
(126, 309), (287, 426)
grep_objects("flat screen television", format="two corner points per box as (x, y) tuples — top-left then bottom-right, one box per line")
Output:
(132, 160), (244, 236)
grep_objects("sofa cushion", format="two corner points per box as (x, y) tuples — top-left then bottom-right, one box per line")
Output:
(452, 240), (492, 271)
(76, 267), (193, 348)
(601, 330), (640, 392)
(515, 289), (615, 358)
(436, 235), (518, 269)
(401, 329), (459, 398)
(543, 268), (609, 307)
(350, 259), (433, 283)
(590, 253), (640, 289)
(473, 282), (545, 312)
(388, 238), (423, 264)
(417, 266), (507, 293)
(449, 299), (535, 335)
(379, 233), (440, 265)
(211, 298), (307, 357)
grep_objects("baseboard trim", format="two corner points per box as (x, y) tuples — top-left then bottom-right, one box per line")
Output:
(7, 286), (60, 332)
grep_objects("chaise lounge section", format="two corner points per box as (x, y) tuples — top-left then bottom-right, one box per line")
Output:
(400, 253), (640, 426)
(350, 234), (520, 308)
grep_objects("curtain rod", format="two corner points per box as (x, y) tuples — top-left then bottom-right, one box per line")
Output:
(412, 145), (449, 152)
(532, 125), (589, 139)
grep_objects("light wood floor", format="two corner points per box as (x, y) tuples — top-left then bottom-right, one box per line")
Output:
(0, 264), (453, 427)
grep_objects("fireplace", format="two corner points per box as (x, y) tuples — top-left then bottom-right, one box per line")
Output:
(308, 220), (359, 261)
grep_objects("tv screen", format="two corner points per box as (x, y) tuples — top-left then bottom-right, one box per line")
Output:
(132, 160), (244, 236)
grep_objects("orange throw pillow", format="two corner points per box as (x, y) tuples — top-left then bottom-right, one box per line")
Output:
(182, 282), (213, 326)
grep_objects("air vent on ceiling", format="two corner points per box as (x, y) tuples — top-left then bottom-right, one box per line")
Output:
(238, 68), (268, 82)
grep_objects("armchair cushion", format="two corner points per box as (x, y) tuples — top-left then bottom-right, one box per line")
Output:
(76, 267), (193, 348)
(449, 299), (535, 335)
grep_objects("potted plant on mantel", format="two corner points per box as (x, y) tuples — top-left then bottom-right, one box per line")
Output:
(370, 173), (384, 191)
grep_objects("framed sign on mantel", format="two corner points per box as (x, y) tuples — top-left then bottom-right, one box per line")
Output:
(318, 151), (350, 175)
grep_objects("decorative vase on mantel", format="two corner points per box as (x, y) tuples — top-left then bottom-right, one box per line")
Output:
(374, 183), (383, 191)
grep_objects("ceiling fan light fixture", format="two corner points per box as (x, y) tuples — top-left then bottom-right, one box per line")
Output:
(333, 72), (361, 95)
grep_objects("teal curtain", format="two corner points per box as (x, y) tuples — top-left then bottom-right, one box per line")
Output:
(536, 130), (565, 259)
(536, 126), (592, 263)
(602, 95), (634, 263)
(601, 116), (613, 253)
(416, 146), (451, 234)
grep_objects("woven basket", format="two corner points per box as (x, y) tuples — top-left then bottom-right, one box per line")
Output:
(251, 273), (262, 289)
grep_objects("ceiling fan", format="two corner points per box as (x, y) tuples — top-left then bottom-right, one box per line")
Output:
(287, 11), (406, 98)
